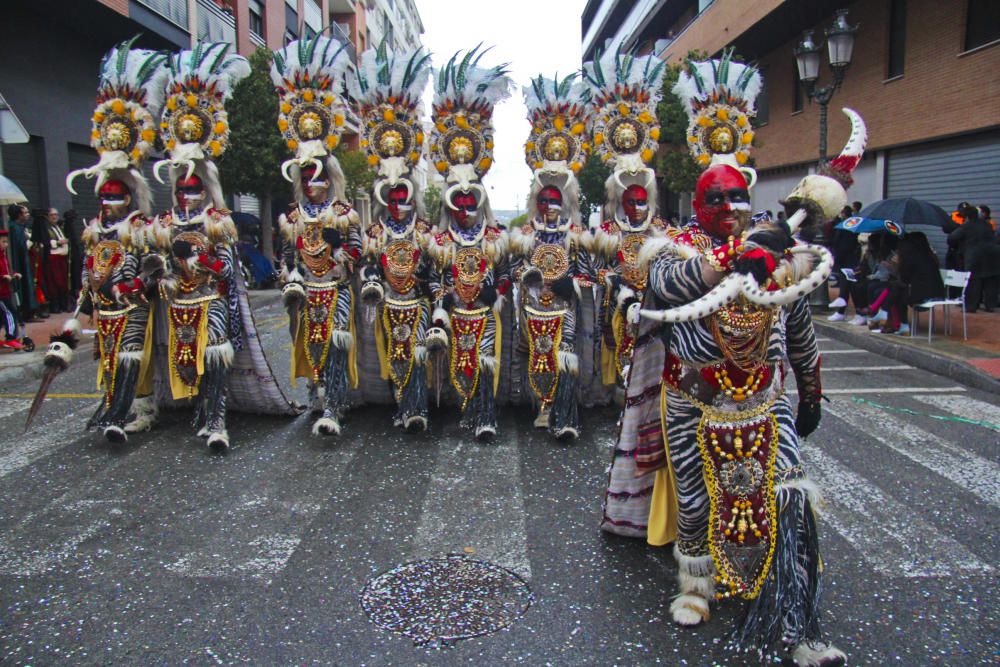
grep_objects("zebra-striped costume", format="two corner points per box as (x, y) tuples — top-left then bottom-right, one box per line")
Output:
(508, 219), (595, 438)
(620, 225), (828, 656)
(425, 221), (509, 436)
(154, 207), (237, 445)
(77, 212), (156, 436)
(360, 214), (432, 430)
(280, 199), (361, 436)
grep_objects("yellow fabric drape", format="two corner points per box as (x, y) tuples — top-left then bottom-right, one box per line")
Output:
(347, 285), (358, 389)
(290, 308), (307, 386)
(167, 301), (209, 400)
(136, 306), (155, 396)
(600, 308), (622, 386)
(492, 308), (502, 395)
(374, 305), (391, 381)
(647, 383), (679, 546)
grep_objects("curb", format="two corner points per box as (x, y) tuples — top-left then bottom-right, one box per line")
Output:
(814, 320), (1000, 395)
(0, 352), (44, 386)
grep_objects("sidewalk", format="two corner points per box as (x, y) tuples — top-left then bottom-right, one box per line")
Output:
(814, 287), (1000, 395)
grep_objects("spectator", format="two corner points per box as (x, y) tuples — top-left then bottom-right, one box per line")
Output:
(828, 205), (862, 321)
(29, 209), (51, 316)
(883, 232), (945, 335)
(852, 200), (863, 215)
(36, 208), (72, 313)
(949, 202), (1000, 312)
(5, 204), (39, 321)
(978, 205), (997, 234)
(63, 209), (85, 304)
(776, 210), (786, 224)
(0, 229), (24, 348)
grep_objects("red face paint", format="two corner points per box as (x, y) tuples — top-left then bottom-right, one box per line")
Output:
(98, 179), (130, 220)
(300, 165), (330, 204)
(386, 184), (411, 222)
(450, 192), (478, 228)
(622, 185), (648, 225)
(174, 174), (205, 210)
(693, 165), (751, 239)
(536, 186), (562, 222)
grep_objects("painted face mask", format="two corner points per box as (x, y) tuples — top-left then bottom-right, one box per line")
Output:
(622, 185), (649, 225)
(174, 174), (206, 211)
(387, 184), (412, 223)
(300, 166), (330, 204)
(693, 164), (751, 240)
(536, 186), (563, 224)
(450, 192), (478, 229)
(98, 179), (130, 221)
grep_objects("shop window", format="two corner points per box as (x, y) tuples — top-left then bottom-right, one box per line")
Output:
(792, 66), (803, 113)
(887, 0), (906, 77)
(965, 0), (1000, 51)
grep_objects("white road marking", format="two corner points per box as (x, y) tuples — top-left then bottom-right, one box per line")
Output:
(822, 365), (912, 372)
(412, 425), (532, 580)
(825, 400), (1000, 508)
(912, 394), (1000, 432)
(791, 387), (966, 395)
(815, 349), (871, 354)
(802, 445), (993, 578)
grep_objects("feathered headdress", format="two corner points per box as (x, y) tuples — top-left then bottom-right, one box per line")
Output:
(523, 73), (590, 226)
(154, 42), (250, 208)
(581, 51), (667, 194)
(346, 41), (432, 208)
(270, 35), (353, 199)
(672, 49), (762, 186)
(65, 36), (170, 215)
(429, 45), (513, 212)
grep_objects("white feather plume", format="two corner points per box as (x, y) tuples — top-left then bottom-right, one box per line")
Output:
(98, 43), (171, 117)
(168, 43), (250, 102)
(270, 36), (353, 89)
(673, 58), (762, 117)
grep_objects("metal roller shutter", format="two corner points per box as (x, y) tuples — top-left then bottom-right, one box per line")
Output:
(887, 130), (1000, 257)
(67, 143), (99, 220)
(1, 138), (44, 210)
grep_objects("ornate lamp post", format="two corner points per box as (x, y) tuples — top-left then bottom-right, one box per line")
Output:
(794, 9), (859, 161)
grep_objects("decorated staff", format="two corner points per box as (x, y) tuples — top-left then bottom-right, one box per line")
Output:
(346, 42), (434, 432)
(610, 51), (858, 666)
(152, 42), (294, 452)
(272, 35), (361, 437)
(424, 46), (512, 440)
(508, 73), (594, 440)
(37, 38), (171, 442)
(579, 51), (669, 387)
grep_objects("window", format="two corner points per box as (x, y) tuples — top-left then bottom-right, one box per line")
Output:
(965, 0), (1000, 51)
(248, 0), (263, 38)
(284, 29), (297, 46)
(792, 66), (803, 113)
(887, 0), (906, 77)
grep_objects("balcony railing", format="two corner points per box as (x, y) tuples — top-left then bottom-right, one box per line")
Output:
(329, 21), (357, 63)
(134, 0), (188, 29)
(197, 0), (236, 46)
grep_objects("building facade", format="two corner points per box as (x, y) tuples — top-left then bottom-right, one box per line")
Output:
(582, 0), (1000, 235)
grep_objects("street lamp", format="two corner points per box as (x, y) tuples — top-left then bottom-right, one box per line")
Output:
(794, 9), (859, 161)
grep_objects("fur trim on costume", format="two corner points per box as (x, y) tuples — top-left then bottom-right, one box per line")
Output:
(403, 414), (428, 432)
(205, 341), (234, 367)
(475, 423), (496, 440)
(360, 281), (384, 306)
(616, 286), (636, 309)
(159, 275), (178, 300)
(772, 247), (819, 286)
(480, 354), (497, 375)
(573, 276), (583, 300)
(777, 477), (823, 511)
(184, 255), (199, 272)
(312, 416), (341, 436)
(637, 236), (699, 274)
(118, 349), (145, 364)
(432, 307), (450, 330)
(278, 212), (304, 244)
(557, 350), (579, 376)
(592, 225), (620, 259)
(207, 429), (230, 452)
(670, 593), (710, 626)
(553, 425), (579, 441)
(414, 344), (428, 364)
(63, 318), (82, 337)
(330, 330), (354, 351)
(103, 425), (127, 443)
(287, 268), (304, 284)
(678, 568), (717, 599)
(510, 228), (535, 257)
(196, 424), (210, 438)
(204, 209), (237, 245)
(673, 544), (716, 578)
(792, 641), (847, 667)
(124, 396), (157, 434)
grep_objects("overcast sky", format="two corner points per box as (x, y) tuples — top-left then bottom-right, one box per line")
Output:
(414, 0), (587, 213)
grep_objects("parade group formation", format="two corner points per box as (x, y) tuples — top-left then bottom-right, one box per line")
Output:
(30, 36), (869, 666)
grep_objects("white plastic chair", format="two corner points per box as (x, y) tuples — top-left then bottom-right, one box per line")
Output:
(910, 270), (970, 342)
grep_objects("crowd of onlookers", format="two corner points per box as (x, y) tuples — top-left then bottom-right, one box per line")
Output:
(1, 203), (84, 349)
(826, 200), (1000, 335)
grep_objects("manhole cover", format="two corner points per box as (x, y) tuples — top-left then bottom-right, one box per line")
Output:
(360, 555), (533, 646)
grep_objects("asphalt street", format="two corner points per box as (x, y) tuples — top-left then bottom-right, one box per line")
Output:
(1, 293), (998, 665)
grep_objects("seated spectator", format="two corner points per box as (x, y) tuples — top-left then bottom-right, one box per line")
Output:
(880, 232), (945, 335)
(828, 206), (861, 322)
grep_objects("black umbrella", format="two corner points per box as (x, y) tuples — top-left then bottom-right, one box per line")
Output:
(231, 211), (261, 233)
(857, 197), (951, 228)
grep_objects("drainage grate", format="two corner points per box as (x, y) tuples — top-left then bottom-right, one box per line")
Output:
(360, 555), (533, 646)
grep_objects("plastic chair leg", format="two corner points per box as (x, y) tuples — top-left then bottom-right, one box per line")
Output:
(928, 309), (934, 343)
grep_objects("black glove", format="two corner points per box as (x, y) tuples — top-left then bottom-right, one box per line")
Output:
(322, 228), (342, 248)
(746, 221), (794, 254)
(551, 276), (575, 301)
(172, 239), (195, 260)
(733, 252), (773, 285)
(795, 398), (822, 439)
(478, 285), (498, 306)
(441, 293), (455, 312)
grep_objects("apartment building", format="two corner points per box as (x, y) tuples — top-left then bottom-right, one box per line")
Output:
(581, 0), (1000, 224)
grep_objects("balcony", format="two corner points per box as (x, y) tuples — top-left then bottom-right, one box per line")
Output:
(197, 0), (236, 46)
(133, 0), (188, 28)
(329, 21), (357, 63)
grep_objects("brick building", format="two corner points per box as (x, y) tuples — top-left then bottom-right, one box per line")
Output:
(582, 0), (1000, 229)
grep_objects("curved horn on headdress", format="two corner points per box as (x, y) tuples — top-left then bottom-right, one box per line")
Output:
(824, 108), (867, 186)
(444, 184), (460, 211)
(373, 178), (389, 207)
(613, 171), (626, 194)
(183, 160), (196, 183)
(153, 159), (170, 185)
(280, 158), (296, 183)
(403, 180), (413, 204)
(308, 158), (324, 182)
(65, 169), (89, 196)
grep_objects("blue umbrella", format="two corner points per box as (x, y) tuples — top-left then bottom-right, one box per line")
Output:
(835, 215), (905, 236)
